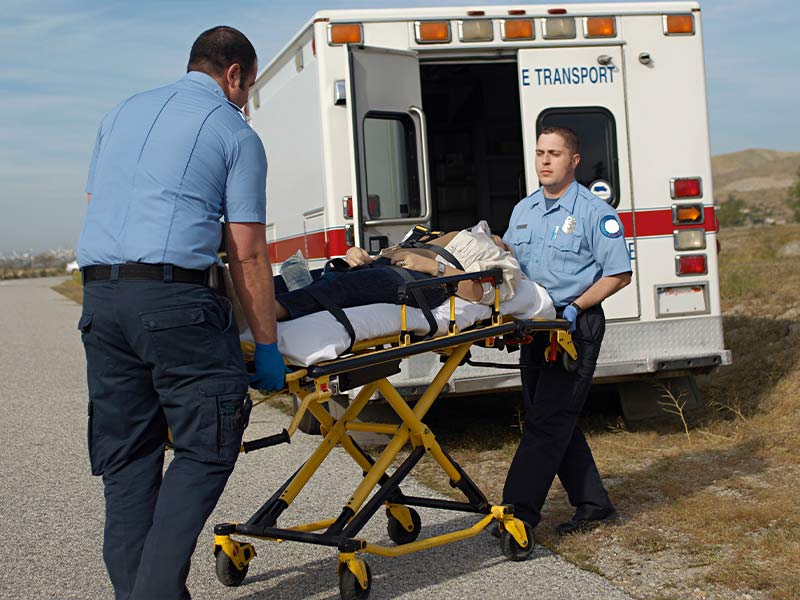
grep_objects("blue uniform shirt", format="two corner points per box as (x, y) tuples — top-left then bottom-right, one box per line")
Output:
(78, 71), (267, 269)
(503, 180), (631, 307)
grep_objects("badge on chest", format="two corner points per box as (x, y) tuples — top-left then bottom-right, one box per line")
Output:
(562, 215), (576, 234)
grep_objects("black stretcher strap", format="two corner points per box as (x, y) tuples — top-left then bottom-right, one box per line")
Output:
(305, 286), (357, 354)
(390, 266), (439, 341)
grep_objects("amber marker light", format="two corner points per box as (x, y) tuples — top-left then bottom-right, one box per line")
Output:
(416, 21), (452, 43)
(585, 16), (616, 38)
(664, 14), (694, 35)
(328, 23), (363, 45)
(503, 19), (534, 40)
(672, 203), (705, 225)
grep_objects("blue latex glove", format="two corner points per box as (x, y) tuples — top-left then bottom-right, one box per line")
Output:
(562, 303), (580, 333)
(250, 342), (286, 392)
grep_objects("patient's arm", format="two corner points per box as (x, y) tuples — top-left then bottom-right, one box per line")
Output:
(389, 250), (483, 302)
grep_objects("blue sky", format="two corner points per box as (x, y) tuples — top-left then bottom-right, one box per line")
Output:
(0, 0), (797, 253)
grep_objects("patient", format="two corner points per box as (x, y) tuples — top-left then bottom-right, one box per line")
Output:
(274, 223), (522, 322)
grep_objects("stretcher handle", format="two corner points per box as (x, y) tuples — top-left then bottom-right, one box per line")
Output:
(396, 267), (503, 304)
(241, 429), (290, 453)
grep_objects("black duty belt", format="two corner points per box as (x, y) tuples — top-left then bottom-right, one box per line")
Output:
(82, 263), (210, 285)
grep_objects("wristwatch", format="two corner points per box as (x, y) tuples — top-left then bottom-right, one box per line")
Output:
(568, 301), (583, 315)
(437, 262), (446, 276)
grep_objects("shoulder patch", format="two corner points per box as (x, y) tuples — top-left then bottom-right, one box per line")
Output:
(599, 215), (623, 238)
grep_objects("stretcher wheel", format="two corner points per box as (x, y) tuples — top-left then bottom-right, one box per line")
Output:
(215, 550), (249, 587)
(561, 350), (578, 373)
(500, 521), (534, 562)
(386, 507), (421, 545)
(339, 561), (372, 600)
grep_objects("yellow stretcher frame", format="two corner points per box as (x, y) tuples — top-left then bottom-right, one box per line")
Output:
(213, 269), (577, 599)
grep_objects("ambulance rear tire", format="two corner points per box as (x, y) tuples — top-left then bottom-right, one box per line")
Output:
(215, 551), (249, 587)
(500, 521), (534, 562)
(339, 561), (372, 600)
(386, 507), (422, 545)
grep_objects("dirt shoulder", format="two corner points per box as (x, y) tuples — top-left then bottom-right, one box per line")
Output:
(411, 224), (800, 600)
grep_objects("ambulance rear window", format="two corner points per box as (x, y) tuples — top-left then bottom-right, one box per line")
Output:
(363, 113), (421, 220)
(537, 107), (621, 207)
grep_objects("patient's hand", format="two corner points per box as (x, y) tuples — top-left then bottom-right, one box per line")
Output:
(392, 251), (438, 276)
(345, 247), (374, 267)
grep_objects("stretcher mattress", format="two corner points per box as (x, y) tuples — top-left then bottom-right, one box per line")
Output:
(250, 279), (554, 367)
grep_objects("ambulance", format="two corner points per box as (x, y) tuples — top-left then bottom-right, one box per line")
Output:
(247, 1), (731, 420)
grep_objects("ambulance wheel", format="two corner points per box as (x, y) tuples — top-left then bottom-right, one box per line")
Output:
(386, 507), (422, 545)
(561, 351), (578, 373)
(215, 551), (249, 587)
(500, 521), (534, 562)
(339, 561), (372, 600)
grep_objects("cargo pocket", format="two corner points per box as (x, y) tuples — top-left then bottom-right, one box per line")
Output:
(86, 400), (102, 476)
(140, 305), (215, 367)
(77, 312), (93, 337)
(200, 379), (250, 465)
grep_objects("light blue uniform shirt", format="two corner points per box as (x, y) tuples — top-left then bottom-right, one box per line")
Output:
(503, 181), (631, 307)
(78, 71), (267, 269)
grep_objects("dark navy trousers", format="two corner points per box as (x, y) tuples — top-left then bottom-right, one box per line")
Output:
(502, 304), (613, 527)
(275, 258), (448, 319)
(78, 279), (249, 600)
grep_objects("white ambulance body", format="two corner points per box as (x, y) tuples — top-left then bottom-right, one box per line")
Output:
(248, 2), (731, 414)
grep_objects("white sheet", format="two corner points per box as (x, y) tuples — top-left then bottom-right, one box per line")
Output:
(249, 279), (554, 367)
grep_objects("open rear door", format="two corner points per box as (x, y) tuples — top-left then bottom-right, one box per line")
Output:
(347, 46), (429, 252)
(518, 46), (639, 320)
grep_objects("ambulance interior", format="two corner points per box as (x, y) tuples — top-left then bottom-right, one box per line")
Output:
(420, 60), (621, 236)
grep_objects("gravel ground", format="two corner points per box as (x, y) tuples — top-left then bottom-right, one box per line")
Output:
(0, 277), (634, 600)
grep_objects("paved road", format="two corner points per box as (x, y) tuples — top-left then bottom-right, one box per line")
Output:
(0, 277), (633, 600)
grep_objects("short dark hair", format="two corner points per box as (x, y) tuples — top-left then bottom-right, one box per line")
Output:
(187, 26), (257, 86)
(538, 126), (580, 155)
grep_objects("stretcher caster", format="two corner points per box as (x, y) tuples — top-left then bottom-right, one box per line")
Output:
(214, 534), (255, 587)
(339, 558), (372, 600)
(215, 551), (249, 586)
(386, 505), (421, 545)
(500, 519), (534, 562)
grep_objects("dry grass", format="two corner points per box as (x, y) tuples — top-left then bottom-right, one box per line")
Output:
(409, 224), (800, 600)
(52, 275), (83, 304)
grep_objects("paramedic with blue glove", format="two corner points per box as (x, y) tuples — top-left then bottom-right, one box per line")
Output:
(501, 126), (632, 537)
(76, 27), (283, 600)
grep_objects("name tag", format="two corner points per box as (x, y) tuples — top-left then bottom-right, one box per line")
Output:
(516, 224), (528, 229)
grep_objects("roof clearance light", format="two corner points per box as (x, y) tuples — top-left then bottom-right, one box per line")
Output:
(508, 9), (526, 16)
(503, 19), (535, 40)
(328, 23), (363, 45)
(671, 177), (703, 199)
(543, 17), (576, 39)
(664, 14), (695, 35)
(676, 254), (707, 276)
(415, 21), (451, 44)
(674, 228), (706, 251)
(459, 19), (493, 42)
(672, 203), (705, 225)
(548, 8), (568, 15)
(585, 17), (616, 38)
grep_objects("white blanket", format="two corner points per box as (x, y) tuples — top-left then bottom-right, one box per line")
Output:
(257, 279), (554, 367)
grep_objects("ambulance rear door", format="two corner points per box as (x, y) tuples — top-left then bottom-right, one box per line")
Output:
(518, 46), (639, 320)
(346, 46), (430, 253)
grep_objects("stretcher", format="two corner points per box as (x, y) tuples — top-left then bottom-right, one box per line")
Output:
(214, 269), (577, 599)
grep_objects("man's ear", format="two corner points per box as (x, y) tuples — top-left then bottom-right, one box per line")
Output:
(572, 153), (581, 170)
(224, 63), (242, 90)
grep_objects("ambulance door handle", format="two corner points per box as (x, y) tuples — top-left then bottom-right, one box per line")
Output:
(409, 105), (431, 220)
(597, 55), (613, 66)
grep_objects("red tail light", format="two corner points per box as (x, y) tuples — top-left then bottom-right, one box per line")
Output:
(671, 177), (703, 199)
(342, 196), (353, 219)
(367, 194), (381, 219)
(676, 254), (707, 276)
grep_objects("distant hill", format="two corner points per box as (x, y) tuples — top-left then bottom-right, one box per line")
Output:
(711, 149), (800, 225)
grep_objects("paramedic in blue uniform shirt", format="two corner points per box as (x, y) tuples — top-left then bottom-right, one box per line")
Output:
(501, 126), (631, 537)
(76, 27), (285, 600)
